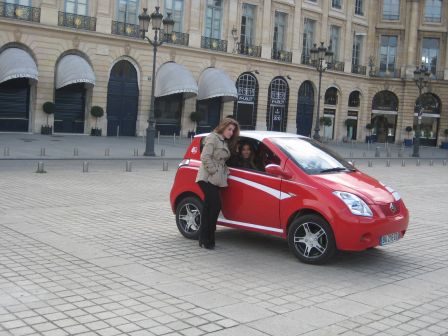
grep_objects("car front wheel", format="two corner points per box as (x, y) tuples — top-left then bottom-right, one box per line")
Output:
(288, 214), (336, 265)
(175, 196), (202, 239)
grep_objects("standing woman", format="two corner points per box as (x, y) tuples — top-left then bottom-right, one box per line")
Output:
(195, 118), (240, 249)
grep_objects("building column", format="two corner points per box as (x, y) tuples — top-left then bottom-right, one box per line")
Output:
(260, 0), (272, 60)
(343, 3), (354, 73)
(95, 0), (112, 35)
(39, 0), (58, 26)
(405, 0), (420, 78)
(291, 0), (303, 64)
(187, 0), (202, 48)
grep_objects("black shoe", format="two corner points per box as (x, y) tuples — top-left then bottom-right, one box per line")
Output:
(203, 243), (214, 250)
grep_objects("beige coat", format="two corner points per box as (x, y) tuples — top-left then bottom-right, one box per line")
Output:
(196, 132), (231, 187)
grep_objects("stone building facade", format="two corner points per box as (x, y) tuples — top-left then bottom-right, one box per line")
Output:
(0, 0), (447, 145)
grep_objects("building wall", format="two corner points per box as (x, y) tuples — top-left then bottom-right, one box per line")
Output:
(0, 0), (447, 144)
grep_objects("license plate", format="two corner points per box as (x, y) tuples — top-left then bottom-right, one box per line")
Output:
(380, 232), (401, 246)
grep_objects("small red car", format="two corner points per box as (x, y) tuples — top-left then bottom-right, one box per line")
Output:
(170, 131), (409, 264)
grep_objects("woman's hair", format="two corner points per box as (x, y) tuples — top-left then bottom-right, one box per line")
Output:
(238, 142), (256, 168)
(214, 118), (240, 153)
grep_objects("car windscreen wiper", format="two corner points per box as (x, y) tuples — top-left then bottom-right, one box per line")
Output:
(319, 167), (350, 173)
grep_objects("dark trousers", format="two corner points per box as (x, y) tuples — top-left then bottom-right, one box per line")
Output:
(198, 181), (221, 245)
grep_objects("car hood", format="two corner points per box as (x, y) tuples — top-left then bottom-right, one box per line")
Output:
(311, 170), (395, 204)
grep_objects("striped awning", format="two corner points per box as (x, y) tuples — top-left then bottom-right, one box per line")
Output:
(56, 54), (95, 89)
(0, 48), (38, 83)
(155, 62), (198, 98)
(198, 68), (237, 101)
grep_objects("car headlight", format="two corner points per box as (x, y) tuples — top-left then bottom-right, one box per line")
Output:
(333, 191), (373, 217)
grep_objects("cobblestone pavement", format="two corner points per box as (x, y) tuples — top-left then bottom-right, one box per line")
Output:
(1, 161), (448, 336)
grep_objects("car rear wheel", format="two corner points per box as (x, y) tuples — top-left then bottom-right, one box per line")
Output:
(176, 196), (202, 239)
(288, 214), (336, 265)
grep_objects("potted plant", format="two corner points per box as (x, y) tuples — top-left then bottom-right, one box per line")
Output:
(441, 129), (448, 149)
(90, 106), (104, 136)
(319, 116), (332, 140)
(365, 123), (373, 143)
(41, 101), (55, 135)
(189, 111), (203, 137)
(404, 126), (413, 147)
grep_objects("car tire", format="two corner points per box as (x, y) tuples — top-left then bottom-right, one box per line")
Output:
(288, 214), (336, 265)
(175, 196), (202, 240)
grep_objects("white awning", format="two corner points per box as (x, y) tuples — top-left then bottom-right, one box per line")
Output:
(155, 62), (198, 98)
(198, 68), (237, 101)
(0, 48), (38, 83)
(56, 54), (95, 89)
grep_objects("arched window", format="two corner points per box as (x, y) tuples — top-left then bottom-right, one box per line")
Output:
(414, 93), (441, 147)
(348, 91), (360, 107)
(324, 87), (338, 105)
(415, 92), (440, 114)
(371, 90), (399, 143)
(267, 76), (289, 132)
(297, 81), (314, 136)
(233, 72), (258, 130)
(372, 90), (398, 111)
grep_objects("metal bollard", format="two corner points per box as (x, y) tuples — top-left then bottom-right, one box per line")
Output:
(386, 148), (391, 158)
(3, 147), (10, 156)
(116, 126), (120, 137)
(363, 152), (366, 158)
(133, 148), (138, 156)
(74, 148), (79, 156)
(173, 133), (176, 144)
(36, 161), (46, 174)
(416, 159), (421, 167)
(429, 160), (434, 166)
(105, 148), (110, 157)
(398, 149), (403, 158)
(157, 131), (160, 145)
(125, 161), (132, 172)
(82, 161), (89, 173)
(162, 161), (168, 171)
(443, 160), (447, 166)
(401, 160), (405, 167)
(161, 148), (165, 157)
(375, 147), (380, 158)
(349, 152), (353, 158)
(386, 160), (391, 167)
(40, 147), (46, 156)
(368, 160), (373, 167)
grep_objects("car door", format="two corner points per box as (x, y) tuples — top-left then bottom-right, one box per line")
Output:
(219, 142), (283, 235)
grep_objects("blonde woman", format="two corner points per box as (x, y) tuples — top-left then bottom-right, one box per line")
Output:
(195, 118), (240, 249)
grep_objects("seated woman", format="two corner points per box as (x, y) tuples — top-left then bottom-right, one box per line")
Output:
(235, 141), (258, 170)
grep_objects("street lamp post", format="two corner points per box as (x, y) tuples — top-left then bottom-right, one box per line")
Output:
(310, 42), (333, 141)
(412, 63), (431, 158)
(139, 7), (174, 156)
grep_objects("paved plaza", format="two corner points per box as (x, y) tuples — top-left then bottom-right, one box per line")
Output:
(1, 152), (448, 335)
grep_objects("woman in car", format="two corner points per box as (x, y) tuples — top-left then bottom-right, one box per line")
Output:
(195, 118), (240, 249)
(236, 142), (258, 170)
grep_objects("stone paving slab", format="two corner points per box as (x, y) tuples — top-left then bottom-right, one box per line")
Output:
(0, 161), (448, 335)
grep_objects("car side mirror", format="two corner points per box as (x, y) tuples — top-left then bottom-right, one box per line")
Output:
(265, 164), (292, 179)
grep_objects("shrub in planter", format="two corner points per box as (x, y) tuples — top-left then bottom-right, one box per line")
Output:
(404, 126), (413, 147)
(365, 123), (373, 143)
(190, 111), (203, 134)
(90, 106), (104, 136)
(441, 129), (448, 149)
(41, 101), (55, 135)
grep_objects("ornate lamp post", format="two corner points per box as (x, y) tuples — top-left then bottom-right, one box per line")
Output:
(412, 63), (431, 158)
(310, 42), (333, 141)
(139, 7), (174, 156)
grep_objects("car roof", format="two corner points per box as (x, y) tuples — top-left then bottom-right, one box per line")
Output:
(194, 130), (309, 142)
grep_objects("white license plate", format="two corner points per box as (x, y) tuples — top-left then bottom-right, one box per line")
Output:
(380, 232), (401, 246)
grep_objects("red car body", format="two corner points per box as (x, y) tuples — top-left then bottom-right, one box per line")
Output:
(170, 131), (409, 263)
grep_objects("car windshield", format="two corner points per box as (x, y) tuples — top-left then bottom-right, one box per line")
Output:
(271, 137), (355, 175)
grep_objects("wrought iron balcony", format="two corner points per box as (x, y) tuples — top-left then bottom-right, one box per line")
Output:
(58, 11), (96, 31)
(111, 21), (140, 38)
(163, 31), (189, 46)
(327, 61), (345, 72)
(201, 36), (227, 52)
(237, 44), (261, 57)
(0, 1), (40, 22)
(370, 68), (401, 78)
(351, 64), (367, 75)
(272, 49), (292, 63)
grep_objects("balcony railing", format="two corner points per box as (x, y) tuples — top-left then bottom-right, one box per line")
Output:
(111, 21), (140, 38)
(370, 69), (401, 78)
(351, 64), (367, 75)
(201, 36), (227, 52)
(327, 61), (345, 72)
(0, 1), (40, 22)
(237, 44), (261, 57)
(435, 71), (446, 80)
(58, 11), (96, 31)
(272, 49), (292, 63)
(163, 31), (189, 46)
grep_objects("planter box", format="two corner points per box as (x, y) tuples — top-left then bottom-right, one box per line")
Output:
(41, 125), (52, 135)
(90, 128), (102, 136)
(404, 139), (413, 147)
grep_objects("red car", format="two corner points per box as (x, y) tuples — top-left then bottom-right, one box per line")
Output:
(170, 131), (409, 264)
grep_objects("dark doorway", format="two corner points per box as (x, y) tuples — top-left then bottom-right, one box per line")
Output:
(107, 60), (139, 136)
(297, 81), (314, 136)
(155, 93), (182, 135)
(54, 83), (86, 133)
(267, 77), (289, 132)
(234, 72), (258, 130)
(196, 97), (221, 133)
(0, 78), (30, 132)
